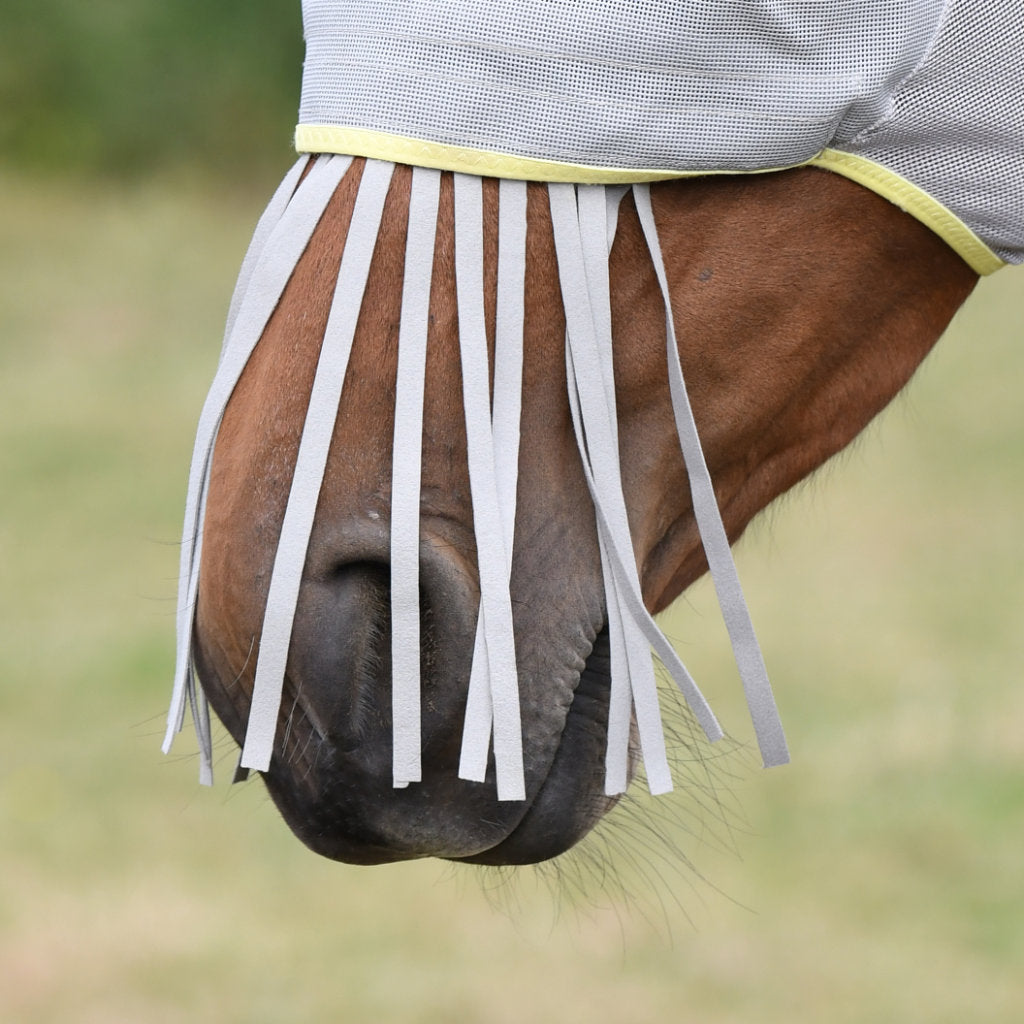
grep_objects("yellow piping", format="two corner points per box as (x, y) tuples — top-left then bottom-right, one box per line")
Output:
(809, 150), (1003, 275)
(295, 125), (795, 183)
(295, 126), (1006, 275)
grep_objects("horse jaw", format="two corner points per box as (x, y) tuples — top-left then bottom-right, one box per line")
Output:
(193, 162), (976, 865)
(613, 169), (977, 614)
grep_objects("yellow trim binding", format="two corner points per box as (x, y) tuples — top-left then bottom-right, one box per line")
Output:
(809, 150), (1004, 275)
(295, 125), (794, 184)
(295, 126), (1006, 275)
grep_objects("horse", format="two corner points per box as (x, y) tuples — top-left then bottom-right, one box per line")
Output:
(164, 0), (1020, 867)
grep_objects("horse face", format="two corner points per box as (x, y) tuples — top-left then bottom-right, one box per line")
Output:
(193, 162), (975, 864)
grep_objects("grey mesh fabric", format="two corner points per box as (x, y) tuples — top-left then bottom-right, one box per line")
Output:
(297, 0), (1024, 270)
(838, 0), (1024, 265)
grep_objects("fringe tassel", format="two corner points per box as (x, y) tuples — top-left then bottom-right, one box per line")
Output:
(458, 179), (527, 793)
(633, 185), (789, 768)
(551, 182), (721, 795)
(241, 158), (394, 772)
(166, 161), (787, 799)
(163, 155), (351, 783)
(452, 174), (526, 800)
(390, 167), (441, 787)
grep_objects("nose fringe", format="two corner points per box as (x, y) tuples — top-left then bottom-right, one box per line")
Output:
(167, 156), (786, 808)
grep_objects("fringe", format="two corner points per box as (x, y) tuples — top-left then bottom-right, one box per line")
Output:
(164, 158), (788, 796)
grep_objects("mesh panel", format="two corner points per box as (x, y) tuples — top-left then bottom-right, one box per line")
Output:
(298, 0), (1023, 263)
(840, 0), (1024, 264)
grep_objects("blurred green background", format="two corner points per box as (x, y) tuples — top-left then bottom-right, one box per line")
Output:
(1, 6), (1022, 1022)
(1, 1), (301, 179)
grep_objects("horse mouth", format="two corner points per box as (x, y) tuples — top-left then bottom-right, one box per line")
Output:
(197, 608), (620, 866)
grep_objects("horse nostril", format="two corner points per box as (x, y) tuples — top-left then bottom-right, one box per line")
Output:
(325, 560), (391, 616)
(288, 560), (393, 748)
(281, 520), (484, 779)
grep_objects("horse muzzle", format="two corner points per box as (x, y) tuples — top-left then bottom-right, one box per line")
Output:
(195, 511), (617, 864)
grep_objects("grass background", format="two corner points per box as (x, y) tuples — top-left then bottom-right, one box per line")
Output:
(2, 8), (1023, 1021)
(2, 166), (1021, 1024)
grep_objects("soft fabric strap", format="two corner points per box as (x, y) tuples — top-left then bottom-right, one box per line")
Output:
(595, 184), (635, 795)
(390, 166), (441, 786)
(550, 182), (723, 793)
(458, 178), (527, 787)
(241, 158), (394, 772)
(164, 155), (350, 782)
(575, 184), (670, 796)
(452, 174), (526, 801)
(633, 185), (790, 768)
(222, 157), (310, 356)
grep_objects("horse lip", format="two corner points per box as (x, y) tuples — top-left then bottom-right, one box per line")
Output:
(450, 623), (617, 864)
(259, 612), (599, 864)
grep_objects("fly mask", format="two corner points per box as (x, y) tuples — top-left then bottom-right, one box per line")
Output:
(165, 0), (1021, 800)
